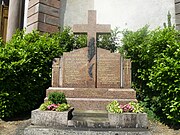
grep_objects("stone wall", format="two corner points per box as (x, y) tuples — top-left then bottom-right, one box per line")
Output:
(26, 0), (60, 33)
(175, 0), (180, 30)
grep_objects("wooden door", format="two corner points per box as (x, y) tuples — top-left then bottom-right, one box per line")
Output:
(0, 5), (8, 41)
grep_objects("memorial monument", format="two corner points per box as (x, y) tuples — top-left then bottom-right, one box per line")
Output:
(25, 10), (151, 135)
(47, 10), (136, 111)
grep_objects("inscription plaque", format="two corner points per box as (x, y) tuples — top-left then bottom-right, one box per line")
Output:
(97, 48), (121, 88)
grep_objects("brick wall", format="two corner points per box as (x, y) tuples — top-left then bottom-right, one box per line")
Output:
(175, 0), (180, 30)
(26, 0), (60, 33)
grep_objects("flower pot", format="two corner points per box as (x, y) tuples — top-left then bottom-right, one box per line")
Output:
(108, 112), (148, 128)
(31, 107), (74, 127)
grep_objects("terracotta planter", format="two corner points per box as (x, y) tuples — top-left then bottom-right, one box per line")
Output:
(108, 112), (148, 128)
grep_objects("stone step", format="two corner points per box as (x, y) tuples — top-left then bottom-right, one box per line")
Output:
(69, 110), (110, 128)
(25, 126), (151, 135)
(46, 87), (136, 99)
(45, 97), (137, 110)
(73, 110), (108, 117)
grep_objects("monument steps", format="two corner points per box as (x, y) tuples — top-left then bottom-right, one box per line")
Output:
(46, 87), (136, 99)
(25, 111), (151, 135)
(45, 87), (137, 110)
(25, 125), (151, 135)
(68, 110), (109, 128)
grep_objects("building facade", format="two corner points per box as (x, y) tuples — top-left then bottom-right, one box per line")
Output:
(0, 0), (180, 41)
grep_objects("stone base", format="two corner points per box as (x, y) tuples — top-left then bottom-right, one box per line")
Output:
(31, 108), (74, 127)
(46, 87), (137, 110)
(108, 113), (148, 128)
(25, 110), (151, 135)
(24, 126), (151, 135)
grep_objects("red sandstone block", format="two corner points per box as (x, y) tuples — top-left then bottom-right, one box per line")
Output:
(46, 88), (136, 99)
(28, 3), (39, 17)
(176, 2), (180, 14)
(26, 22), (38, 33)
(29, 0), (60, 9)
(39, 0), (60, 9)
(65, 98), (137, 111)
(39, 3), (60, 17)
(28, 0), (39, 9)
(27, 12), (59, 26)
(44, 97), (137, 111)
(45, 14), (59, 26)
(38, 22), (59, 33)
(27, 12), (40, 25)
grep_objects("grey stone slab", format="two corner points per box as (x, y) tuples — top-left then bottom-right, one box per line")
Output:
(108, 113), (148, 128)
(24, 126), (152, 135)
(31, 108), (73, 127)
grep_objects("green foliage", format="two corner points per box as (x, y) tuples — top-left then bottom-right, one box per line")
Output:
(106, 101), (144, 114)
(56, 103), (71, 112)
(0, 37), (4, 47)
(139, 101), (159, 121)
(97, 28), (120, 52)
(120, 26), (180, 126)
(0, 29), (72, 118)
(55, 27), (87, 51)
(39, 101), (53, 111)
(53, 27), (74, 52)
(73, 34), (87, 49)
(48, 92), (67, 104)
(106, 101), (123, 113)
(129, 102), (144, 113)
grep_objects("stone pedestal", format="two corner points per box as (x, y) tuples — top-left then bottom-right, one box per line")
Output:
(25, 111), (151, 135)
(46, 87), (137, 111)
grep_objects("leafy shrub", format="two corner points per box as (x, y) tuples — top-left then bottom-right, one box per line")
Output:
(39, 101), (53, 111)
(39, 102), (70, 112)
(106, 101), (144, 113)
(0, 37), (4, 47)
(120, 26), (180, 126)
(48, 92), (67, 104)
(129, 102), (144, 113)
(39, 92), (70, 112)
(97, 28), (120, 52)
(0, 29), (69, 118)
(56, 103), (70, 112)
(106, 100), (123, 113)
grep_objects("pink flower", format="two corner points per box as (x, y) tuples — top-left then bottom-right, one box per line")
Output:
(47, 104), (59, 111)
(120, 104), (134, 112)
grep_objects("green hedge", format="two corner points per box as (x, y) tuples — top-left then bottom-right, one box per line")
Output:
(120, 26), (180, 126)
(0, 29), (76, 118)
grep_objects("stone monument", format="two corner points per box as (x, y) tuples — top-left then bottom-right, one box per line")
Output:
(25, 10), (151, 135)
(47, 10), (136, 110)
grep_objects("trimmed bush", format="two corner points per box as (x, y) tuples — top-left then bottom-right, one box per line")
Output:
(0, 29), (72, 118)
(48, 92), (67, 104)
(120, 26), (180, 126)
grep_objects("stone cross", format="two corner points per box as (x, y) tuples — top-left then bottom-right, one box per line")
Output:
(73, 10), (111, 48)
(73, 10), (111, 88)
